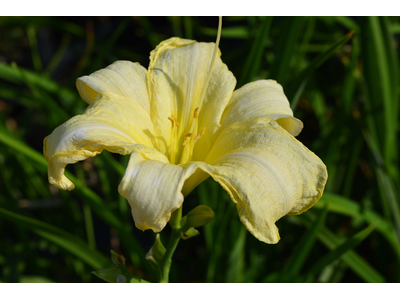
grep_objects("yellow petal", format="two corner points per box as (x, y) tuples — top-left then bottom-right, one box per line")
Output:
(221, 80), (303, 136)
(147, 37), (236, 159)
(76, 60), (150, 114)
(189, 118), (327, 244)
(44, 91), (165, 191)
(118, 152), (197, 232)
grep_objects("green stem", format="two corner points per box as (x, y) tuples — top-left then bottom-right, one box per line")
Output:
(159, 208), (182, 283)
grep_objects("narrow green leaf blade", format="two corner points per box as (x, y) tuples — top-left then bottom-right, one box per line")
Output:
(288, 30), (354, 110)
(238, 16), (273, 87)
(314, 192), (400, 258)
(285, 204), (329, 276)
(306, 221), (378, 281)
(0, 126), (150, 272)
(299, 213), (385, 283)
(0, 207), (111, 270)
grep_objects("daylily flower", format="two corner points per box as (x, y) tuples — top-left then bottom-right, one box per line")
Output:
(44, 35), (327, 244)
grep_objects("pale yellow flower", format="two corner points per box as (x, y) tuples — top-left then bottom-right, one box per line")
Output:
(44, 37), (327, 244)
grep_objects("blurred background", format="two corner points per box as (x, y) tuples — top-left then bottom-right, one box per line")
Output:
(0, 16), (399, 283)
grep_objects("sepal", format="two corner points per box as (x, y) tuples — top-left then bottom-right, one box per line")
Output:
(180, 228), (200, 240)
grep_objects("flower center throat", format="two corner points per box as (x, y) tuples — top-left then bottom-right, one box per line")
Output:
(168, 107), (205, 165)
(166, 17), (222, 166)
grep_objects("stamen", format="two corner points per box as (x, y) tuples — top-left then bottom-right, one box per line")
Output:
(171, 114), (179, 127)
(193, 107), (200, 118)
(182, 132), (195, 146)
(168, 116), (175, 129)
(184, 133), (195, 138)
(194, 128), (206, 143)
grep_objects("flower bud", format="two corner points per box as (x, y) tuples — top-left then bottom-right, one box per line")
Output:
(186, 205), (215, 228)
(111, 250), (126, 266)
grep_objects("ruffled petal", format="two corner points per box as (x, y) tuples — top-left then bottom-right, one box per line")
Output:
(44, 91), (164, 191)
(147, 38), (236, 160)
(76, 61), (150, 114)
(118, 151), (197, 232)
(187, 118), (327, 244)
(220, 80), (303, 136)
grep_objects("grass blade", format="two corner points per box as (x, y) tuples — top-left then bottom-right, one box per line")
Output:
(27, 25), (43, 73)
(368, 16), (396, 172)
(270, 17), (303, 85)
(0, 63), (77, 105)
(314, 192), (400, 258)
(298, 213), (385, 283)
(237, 16), (273, 87)
(0, 207), (111, 270)
(0, 16), (85, 37)
(288, 30), (354, 110)
(306, 221), (379, 281)
(284, 204), (329, 276)
(0, 126), (151, 274)
(226, 226), (246, 283)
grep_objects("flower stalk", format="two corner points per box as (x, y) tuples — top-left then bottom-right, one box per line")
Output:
(158, 207), (183, 283)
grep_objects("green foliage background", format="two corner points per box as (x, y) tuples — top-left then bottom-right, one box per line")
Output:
(0, 16), (399, 283)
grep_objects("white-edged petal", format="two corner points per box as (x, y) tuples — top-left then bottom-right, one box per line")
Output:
(76, 61), (150, 114)
(187, 118), (327, 244)
(44, 91), (165, 191)
(147, 37), (236, 160)
(118, 151), (197, 232)
(221, 80), (303, 136)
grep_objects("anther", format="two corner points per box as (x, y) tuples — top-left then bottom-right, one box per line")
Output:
(194, 128), (206, 143)
(168, 116), (175, 129)
(193, 107), (200, 119)
(171, 114), (179, 126)
(184, 133), (195, 138)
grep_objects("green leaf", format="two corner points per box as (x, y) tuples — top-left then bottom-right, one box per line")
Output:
(306, 221), (379, 281)
(284, 204), (329, 276)
(226, 226), (246, 283)
(271, 17), (304, 85)
(288, 30), (354, 110)
(0, 63), (77, 104)
(19, 276), (54, 283)
(27, 25), (43, 73)
(201, 26), (250, 39)
(130, 277), (150, 283)
(238, 16), (273, 87)
(147, 234), (166, 263)
(92, 268), (123, 283)
(333, 16), (360, 32)
(0, 207), (111, 270)
(298, 213), (385, 283)
(0, 126), (150, 274)
(0, 16), (85, 37)
(368, 17), (397, 172)
(314, 192), (400, 258)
